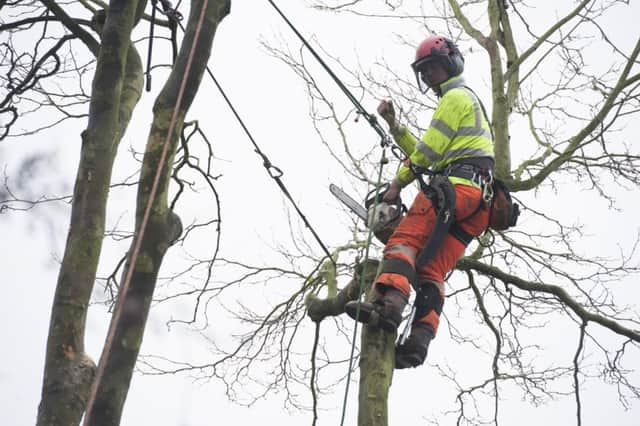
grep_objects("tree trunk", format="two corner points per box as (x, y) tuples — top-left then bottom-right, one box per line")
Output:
(84, 1), (231, 424)
(357, 259), (394, 426)
(358, 325), (395, 426)
(37, 1), (145, 424)
(305, 257), (394, 426)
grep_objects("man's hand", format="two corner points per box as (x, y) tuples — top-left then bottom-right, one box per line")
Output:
(377, 100), (399, 132)
(382, 180), (402, 203)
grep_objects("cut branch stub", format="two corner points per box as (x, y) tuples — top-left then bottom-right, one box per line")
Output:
(306, 258), (380, 322)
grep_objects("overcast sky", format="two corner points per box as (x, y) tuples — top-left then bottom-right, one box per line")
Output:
(2, 1), (639, 425)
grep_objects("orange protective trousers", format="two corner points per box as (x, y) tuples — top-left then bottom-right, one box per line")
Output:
(376, 184), (489, 334)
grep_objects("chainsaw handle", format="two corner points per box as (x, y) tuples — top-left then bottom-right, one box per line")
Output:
(364, 183), (390, 209)
(364, 183), (406, 221)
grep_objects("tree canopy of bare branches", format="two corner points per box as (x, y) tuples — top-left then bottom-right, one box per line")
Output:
(2, 0), (230, 424)
(2, 1), (639, 426)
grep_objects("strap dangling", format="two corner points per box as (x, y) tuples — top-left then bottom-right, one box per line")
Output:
(145, 0), (158, 92)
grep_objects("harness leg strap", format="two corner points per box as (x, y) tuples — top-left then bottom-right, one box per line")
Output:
(415, 176), (456, 269)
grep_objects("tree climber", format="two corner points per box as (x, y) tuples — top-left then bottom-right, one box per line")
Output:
(346, 35), (495, 369)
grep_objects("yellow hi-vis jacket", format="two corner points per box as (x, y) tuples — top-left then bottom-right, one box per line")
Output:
(392, 75), (494, 188)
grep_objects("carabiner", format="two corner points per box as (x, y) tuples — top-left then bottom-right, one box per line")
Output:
(482, 170), (494, 203)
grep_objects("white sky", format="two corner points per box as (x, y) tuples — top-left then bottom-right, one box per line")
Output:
(2, 1), (639, 425)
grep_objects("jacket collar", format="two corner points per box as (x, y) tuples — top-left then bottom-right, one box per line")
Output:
(439, 75), (466, 96)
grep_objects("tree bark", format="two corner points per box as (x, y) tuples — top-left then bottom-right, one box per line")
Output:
(305, 258), (394, 426)
(84, 1), (231, 424)
(356, 260), (394, 426)
(358, 325), (396, 426)
(37, 2), (145, 424)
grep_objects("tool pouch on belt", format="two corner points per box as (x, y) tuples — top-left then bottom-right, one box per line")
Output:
(489, 179), (520, 231)
(415, 175), (456, 268)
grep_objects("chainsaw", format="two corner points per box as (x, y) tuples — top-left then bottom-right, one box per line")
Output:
(329, 183), (405, 243)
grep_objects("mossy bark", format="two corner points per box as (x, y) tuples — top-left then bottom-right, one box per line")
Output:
(448, 0), (513, 180)
(356, 260), (395, 426)
(358, 325), (396, 426)
(84, 1), (231, 425)
(37, 2), (144, 425)
(305, 258), (395, 426)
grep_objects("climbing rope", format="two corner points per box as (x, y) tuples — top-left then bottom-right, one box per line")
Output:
(266, 0), (391, 148)
(83, 1), (209, 423)
(339, 149), (388, 426)
(171, 17), (337, 269)
(205, 67), (337, 268)
(144, 0), (336, 266)
(263, 2), (399, 423)
(144, 3), (398, 423)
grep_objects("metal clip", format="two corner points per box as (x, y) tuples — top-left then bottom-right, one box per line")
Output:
(482, 171), (494, 203)
(399, 304), (416, 345)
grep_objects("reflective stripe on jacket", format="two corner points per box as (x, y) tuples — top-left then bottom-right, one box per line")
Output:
(393, 75), (494, 187)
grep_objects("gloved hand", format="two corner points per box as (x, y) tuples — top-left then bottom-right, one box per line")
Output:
(377, 100), (399, 132)
(382, 180), (402, 203)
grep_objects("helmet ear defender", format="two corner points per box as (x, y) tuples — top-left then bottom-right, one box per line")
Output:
(443, 38), (464, 76)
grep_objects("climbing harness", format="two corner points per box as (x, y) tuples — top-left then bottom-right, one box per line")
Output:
(410, 157), (497, 267)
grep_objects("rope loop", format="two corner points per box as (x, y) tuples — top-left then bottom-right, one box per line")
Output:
(267, 164), (283, 179)
(390, 144), (405, 161)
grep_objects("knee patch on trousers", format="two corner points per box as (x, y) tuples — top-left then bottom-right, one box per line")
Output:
(414, 281), (444, 321)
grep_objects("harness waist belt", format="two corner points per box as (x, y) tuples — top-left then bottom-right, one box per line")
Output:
(447, 164), (483, 186)
(442, 157), (495, 186)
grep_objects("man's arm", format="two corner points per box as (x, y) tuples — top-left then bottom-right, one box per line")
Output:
(378, 100), (418, 156)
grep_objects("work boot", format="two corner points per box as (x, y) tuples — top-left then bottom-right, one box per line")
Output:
(344, 286), (407, 332)
(395, 323), (434, 369)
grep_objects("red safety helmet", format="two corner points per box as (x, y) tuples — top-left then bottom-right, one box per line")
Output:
(411, 35), (464, 93)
